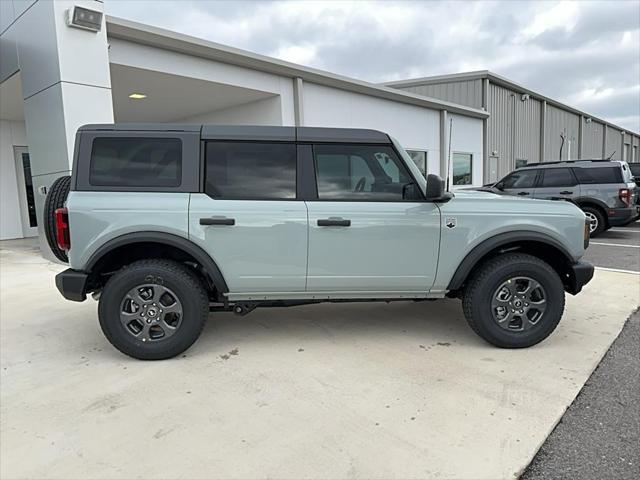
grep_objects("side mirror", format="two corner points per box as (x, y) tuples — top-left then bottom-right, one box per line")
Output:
(425, 174), (444, 199)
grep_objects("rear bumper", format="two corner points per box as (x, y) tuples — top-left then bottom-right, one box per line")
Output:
(566, 261), (594, 295)
(607, 206), (640, 227)
(55, 269), (89, 302)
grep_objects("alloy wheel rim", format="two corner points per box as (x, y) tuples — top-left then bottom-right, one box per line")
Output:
(584, 212), (598, 233)
(491, 276), (547, 332)
(119, 284), (183, 342)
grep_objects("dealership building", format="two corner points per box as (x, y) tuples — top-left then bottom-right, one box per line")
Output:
(1, 0), (638, 247)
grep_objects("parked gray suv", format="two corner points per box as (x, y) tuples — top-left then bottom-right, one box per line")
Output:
(492, 160), (639, 236)
(48, 124), (593, 360)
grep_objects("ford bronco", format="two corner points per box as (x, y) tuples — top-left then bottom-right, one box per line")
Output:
(48, 124), (594, 359)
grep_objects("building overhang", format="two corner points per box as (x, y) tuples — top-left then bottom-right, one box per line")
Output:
(105, 16), (489, 120)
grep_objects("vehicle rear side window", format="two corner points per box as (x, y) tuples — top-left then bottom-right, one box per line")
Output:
(573, 167), (623, 184)
(540, 168), (576, 187)
(205, 142), (296, 199)
(90, 137), (182, 187)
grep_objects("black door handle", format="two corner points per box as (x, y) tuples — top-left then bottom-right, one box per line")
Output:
(517, 191), (530, 196)
(559, 191), (573, 195)
(318, 218), (351, 227)
(200, 217), (235, 226)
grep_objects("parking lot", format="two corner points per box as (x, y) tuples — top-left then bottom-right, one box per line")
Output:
(583, 220), (640, 272)
(1, 225), (639, 480)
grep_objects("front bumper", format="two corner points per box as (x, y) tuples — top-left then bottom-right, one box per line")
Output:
(566, 261), (594, 295)
(55, 269), (89, 302)
(607, 206), (640, 227)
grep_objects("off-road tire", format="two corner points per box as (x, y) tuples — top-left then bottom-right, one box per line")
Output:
(43, 175), (71, 262)
(582, 205), (605, 237)
(98, 259), (209, 360)
(462, 253), (565, 348)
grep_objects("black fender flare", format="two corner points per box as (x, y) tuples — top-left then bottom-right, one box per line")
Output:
(447, 231), (574, 291)
(573, 197), (609, 213)
(85, 231), (229, 294)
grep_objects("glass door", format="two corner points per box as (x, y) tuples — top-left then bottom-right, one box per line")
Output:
(13, 146), (38, 237)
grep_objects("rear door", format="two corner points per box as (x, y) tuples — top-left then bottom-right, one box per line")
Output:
(534, 167), (579, 200)
(189, 140), (308, 293)
(304, 143), (441, 294)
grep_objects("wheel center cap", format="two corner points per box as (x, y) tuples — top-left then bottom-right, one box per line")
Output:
(513, 299), (523, 308)
(147, 308), (157, 317)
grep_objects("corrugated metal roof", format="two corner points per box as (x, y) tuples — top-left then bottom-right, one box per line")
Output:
(385, 71), (639, 137)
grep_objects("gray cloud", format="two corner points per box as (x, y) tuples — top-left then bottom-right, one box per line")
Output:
(106, 0), (640, 132)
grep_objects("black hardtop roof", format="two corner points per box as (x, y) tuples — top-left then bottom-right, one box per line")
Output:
(78, 124), (391, 144)
(519, 159), (624, 169)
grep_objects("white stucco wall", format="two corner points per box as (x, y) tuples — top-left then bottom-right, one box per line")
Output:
(302, 82), (440, 160)
(448, 113), (484, 187)
(176, 96), (283, 125)
(0, 120), (27, 240)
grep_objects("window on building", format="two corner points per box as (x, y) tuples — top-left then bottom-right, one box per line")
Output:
(540, 168), (576, 187)
(500, 169), (539, 189)
(573, 167), (623, 184)
(406, 150), (428, 176)
(314, 144), (417, 201)
(452, 152), (472, 185)
(515, 158), (528, 169)
(90, 137), (182, 187)
(205, 142), (296, 199)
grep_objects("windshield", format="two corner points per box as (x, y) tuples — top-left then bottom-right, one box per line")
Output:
(389, 136), (428, 194)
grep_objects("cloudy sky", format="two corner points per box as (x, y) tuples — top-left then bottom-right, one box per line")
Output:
(106, 0), (640, 132)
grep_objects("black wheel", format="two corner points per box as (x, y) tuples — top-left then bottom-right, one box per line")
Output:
(582, 206), (605, 237)
(98, 259), (209, 360)
(462, 253), (565, 348)
(43, 175), (71, 262)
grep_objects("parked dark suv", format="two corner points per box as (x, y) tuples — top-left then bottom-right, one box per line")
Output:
(491, 160), (639, 236)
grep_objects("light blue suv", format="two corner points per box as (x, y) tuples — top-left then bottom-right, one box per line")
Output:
(47, 125), (594, 359)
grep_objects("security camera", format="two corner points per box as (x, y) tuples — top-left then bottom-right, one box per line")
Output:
(66, 6), (102, 32)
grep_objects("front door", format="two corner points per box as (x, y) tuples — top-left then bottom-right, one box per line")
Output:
(13, 147), (38, 237)
(189, 141), (308, 294)
(497, 168), (540, 198)
(305, 143), (441, 293)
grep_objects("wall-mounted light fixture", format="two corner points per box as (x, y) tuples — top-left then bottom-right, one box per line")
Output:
(128, 93), (147, 100)
(65, 6), (102, 32)
(585, 117), (592, 123)
(521, 94), (530, 101)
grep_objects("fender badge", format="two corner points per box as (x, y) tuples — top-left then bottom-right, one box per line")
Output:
(445, 217), (457, 229)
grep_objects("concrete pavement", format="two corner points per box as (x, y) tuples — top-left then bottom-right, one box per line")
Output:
(1, 240), (639, 479)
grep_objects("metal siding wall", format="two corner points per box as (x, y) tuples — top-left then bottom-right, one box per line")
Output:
(486, 83), (540, 178)
(605, 126), (622, 160)
(515, 95), (541, 164)
(544, 105), (580, 161)
(582, 119), (604, 158)
(623, 132), (632, 162)
(399, 80), (483, 109)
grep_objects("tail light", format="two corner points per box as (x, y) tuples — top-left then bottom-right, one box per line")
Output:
(619, 188), (632, 207)
(55, 208), (70, 251)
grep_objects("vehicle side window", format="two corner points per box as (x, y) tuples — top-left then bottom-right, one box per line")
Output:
(205, 142), (296, 199)
(90, 137), (182, 187)
(500, 169), (538, 189)
(573, 167), (623, 184)
(313, 144), (416, 201)
(540, 168), (576, 187)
